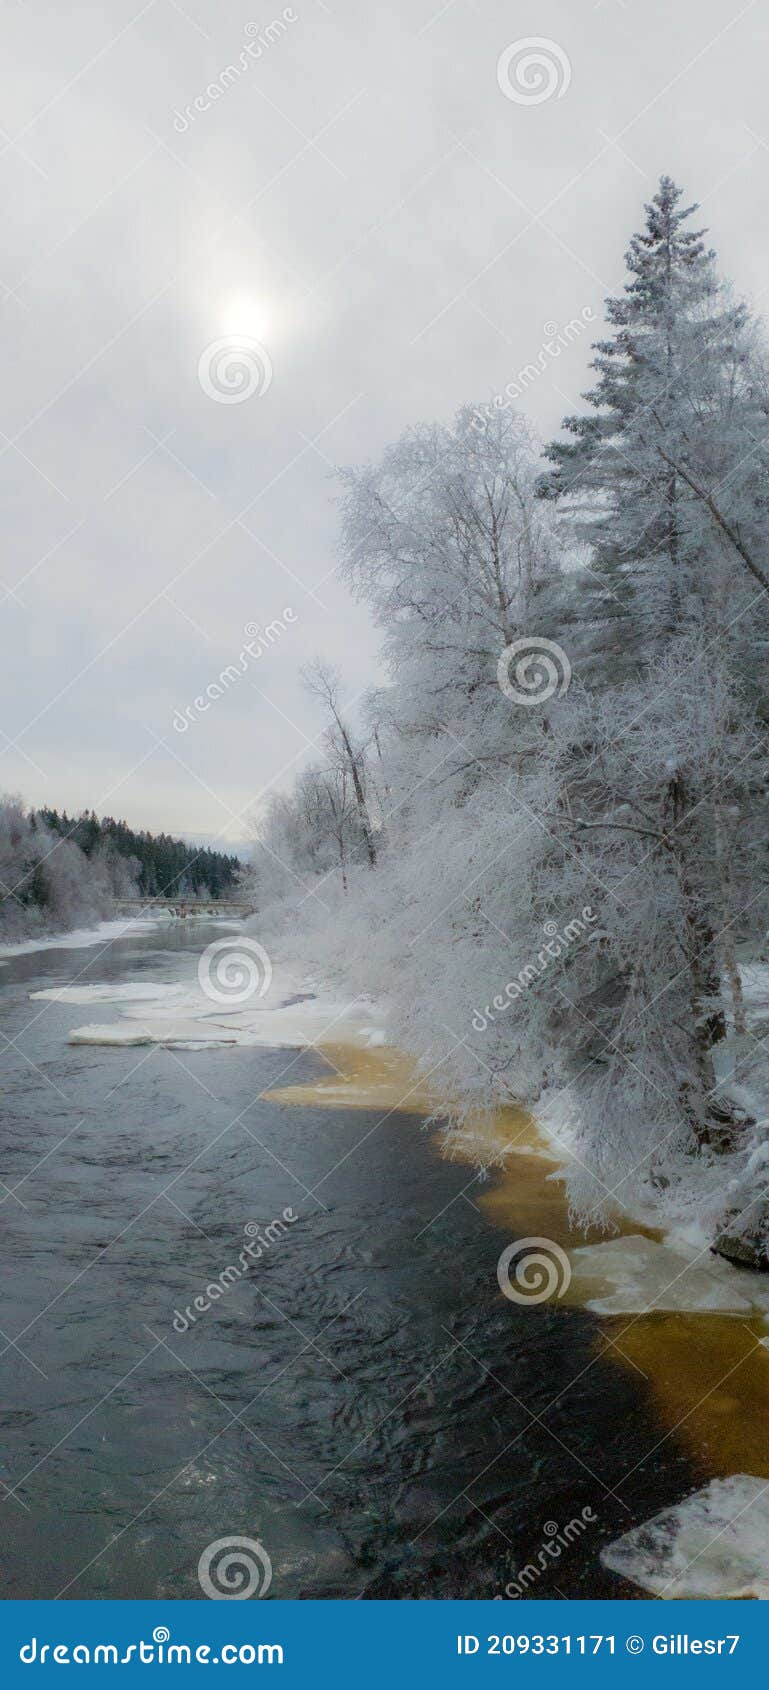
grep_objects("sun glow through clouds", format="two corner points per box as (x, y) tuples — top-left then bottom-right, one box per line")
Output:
(218, 294), (275, 341)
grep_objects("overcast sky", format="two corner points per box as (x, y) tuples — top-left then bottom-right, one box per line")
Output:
(1, 0), (767, 846)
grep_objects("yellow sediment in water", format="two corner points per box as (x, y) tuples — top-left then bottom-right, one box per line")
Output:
(470, 1103), (645, 1252)
(262, 1043), (435, 1114)
(265, 1039), (769, 1483)
(597, 1312), (769, 1480)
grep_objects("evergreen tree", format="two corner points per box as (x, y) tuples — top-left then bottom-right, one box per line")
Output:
(37, 809), (241, 901)
(536, 177), (769, 1137)
(540, 176), (766, 650)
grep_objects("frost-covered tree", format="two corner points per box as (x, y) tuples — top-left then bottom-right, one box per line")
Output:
(302, 659), (378, 867)
(337, 406), (564, 836)
(251, 748), (373, 906)
(254, 179), (769, 1258)
(523, 641), (767, 1209)
(537, 177), (769, 1159)
(0, 795), (140, 941)
(541, 176), (769, 653)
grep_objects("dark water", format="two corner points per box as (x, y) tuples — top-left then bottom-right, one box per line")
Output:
(0, 922), (696, 1600)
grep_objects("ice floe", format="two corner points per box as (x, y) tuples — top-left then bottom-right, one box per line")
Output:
(64, 965), (386, 1052)
(569, 1233), (769, 1317)
(602, 1474), (769, 1598)
(68, 1022), (171, 1047)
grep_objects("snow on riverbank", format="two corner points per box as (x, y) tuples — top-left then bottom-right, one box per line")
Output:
(31, 982), (174, 1005)
(531, 960), (769, 1318)
(0, 915), (163, 960)
(1, 908), (244, 964)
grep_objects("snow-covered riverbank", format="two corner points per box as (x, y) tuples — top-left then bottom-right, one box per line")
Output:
(0, 914), (162, 960)
(2, 906), (246, 964)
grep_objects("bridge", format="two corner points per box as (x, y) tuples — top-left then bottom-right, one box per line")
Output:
(115, 898), (255, 920)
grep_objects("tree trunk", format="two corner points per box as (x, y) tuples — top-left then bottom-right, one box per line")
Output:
(666, 773), (727, 1139)
(335, 719), (377, 868)
(713, 800), (747, 1036)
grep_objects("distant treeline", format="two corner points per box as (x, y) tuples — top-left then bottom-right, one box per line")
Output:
(38, 809), (242, 900)
(0, 797), (245, 945)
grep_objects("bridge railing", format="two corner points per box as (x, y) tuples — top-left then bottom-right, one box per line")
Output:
(114, 899), (255, 916)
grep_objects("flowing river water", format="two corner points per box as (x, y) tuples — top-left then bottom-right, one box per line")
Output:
(0, 919), (767, 1600)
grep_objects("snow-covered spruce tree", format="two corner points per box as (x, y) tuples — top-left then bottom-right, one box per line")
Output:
(538, 178), (769, 1168)
(540, 176), (769, 653)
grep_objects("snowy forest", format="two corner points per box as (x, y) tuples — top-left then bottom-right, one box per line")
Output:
(39, 810), (241, 902)
(252, 179), (769, 1268)
(0, 800), (242, 942)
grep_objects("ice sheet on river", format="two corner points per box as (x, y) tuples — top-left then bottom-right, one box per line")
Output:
(569, 1232), (769, 1316)
(602, 1474), (769, 1597)
(64, 968), (385, 1051)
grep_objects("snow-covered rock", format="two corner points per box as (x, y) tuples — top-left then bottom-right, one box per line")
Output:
(713, 1196), (769, 1272)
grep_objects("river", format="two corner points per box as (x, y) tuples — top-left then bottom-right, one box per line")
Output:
(0, 918), (756, 1600)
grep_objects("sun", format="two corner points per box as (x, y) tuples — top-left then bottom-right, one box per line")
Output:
(218, 294), (274, 342)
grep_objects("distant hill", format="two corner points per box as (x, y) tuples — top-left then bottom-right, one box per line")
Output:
(181, 833), (252, 858)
